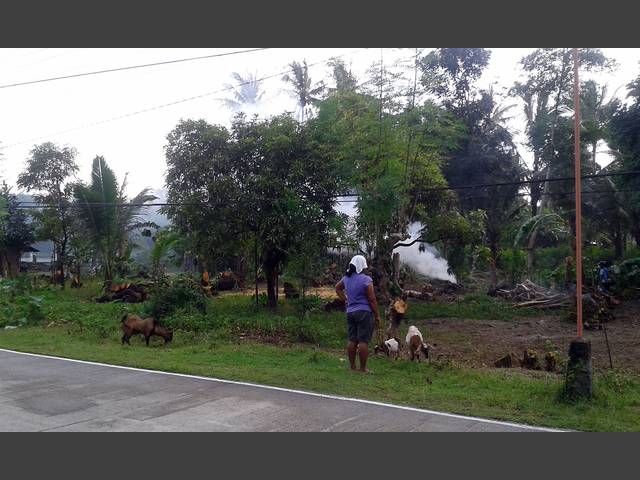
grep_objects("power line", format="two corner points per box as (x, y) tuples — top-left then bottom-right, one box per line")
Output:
(7, 183), (640, 212)
(419, 170), (640, 193)
(0, 48), (269, 90)
(0, 48), (366, 150)
(7, 171), (640, 210)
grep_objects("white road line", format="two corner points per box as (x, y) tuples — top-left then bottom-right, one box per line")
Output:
(0, 347), (563, 432)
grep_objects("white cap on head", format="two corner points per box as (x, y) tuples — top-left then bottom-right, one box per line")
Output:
(349, 255), (368, 274)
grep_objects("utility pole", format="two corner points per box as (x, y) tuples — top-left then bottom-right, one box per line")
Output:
(564, 48), (592, 400)
(574, 47), (584, 339)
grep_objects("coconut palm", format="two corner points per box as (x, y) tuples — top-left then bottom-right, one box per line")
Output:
(281, 60), (325, 122)
(150, 228), (180, 282)
(220, 72), (266, 111)
(74, 156), (156, 289)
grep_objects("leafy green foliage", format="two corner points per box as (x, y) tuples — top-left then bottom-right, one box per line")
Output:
(0, 183), (35, 278)
(613, 258), (640, 290)
(0, 277), (44, 327)
(282, 60), (325, 121)
(144, 274), (207, 320)
(17, 142), (79, 284)
(515, 212), (570, 248)
(420, 48), (491, 113)
(74, 156), (156, 287)
(164, 114), (344, 309)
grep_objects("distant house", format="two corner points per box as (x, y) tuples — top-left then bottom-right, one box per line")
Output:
(20, 241), (56, 265)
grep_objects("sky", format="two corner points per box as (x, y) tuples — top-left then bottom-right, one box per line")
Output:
(1, 48), (639, 196)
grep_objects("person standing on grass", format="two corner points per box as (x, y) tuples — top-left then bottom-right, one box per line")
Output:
(335, 255), (381, 374)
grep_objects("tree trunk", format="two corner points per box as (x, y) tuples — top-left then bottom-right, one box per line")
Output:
(54, 244), (65, 288)
(0, 252), (6, 278)
(1, 249), (21, 279)
(614, 220), (624, 259)
(7, 249), (20, 278)
(489, 244), (498, 290)
(372, 241), (392, 308)
(392, 252), (401, 284)
(265, 264), (278, 310)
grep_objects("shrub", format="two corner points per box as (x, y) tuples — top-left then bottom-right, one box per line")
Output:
(0, 276), (45, 327)
(144, 274), (207, 319)
(613, 257), (640, 293)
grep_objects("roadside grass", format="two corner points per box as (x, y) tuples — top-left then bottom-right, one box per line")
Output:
(1, 326), (639, 431)
(2, 281), (637, 431)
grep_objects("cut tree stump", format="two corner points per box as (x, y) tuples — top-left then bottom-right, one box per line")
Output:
(494, 354), (514, 368)
(520, 349), (541, 370)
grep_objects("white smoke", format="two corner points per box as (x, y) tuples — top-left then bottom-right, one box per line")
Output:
(393, 223), (457, 283)
(331, 202), (457, 283)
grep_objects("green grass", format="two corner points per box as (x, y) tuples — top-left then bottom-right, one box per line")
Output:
(34, 286), (547, 353)
(406, 293), (549, 321)
(1, 327), (639, 431)
(1, 281), (639, 431)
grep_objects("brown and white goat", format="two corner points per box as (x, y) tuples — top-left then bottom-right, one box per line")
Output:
(405, 325), (432, 362)
(375, 337), (402, 360)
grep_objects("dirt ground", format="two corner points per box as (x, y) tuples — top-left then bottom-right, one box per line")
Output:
(412, 300), (640, 375)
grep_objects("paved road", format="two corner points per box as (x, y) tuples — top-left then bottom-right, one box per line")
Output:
(0, 349), (554, 432)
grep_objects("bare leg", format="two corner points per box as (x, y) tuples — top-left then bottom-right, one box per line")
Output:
(358, 343), (369, 373)
(347, 341), (358, 370)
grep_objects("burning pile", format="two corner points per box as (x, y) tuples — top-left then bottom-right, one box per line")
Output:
(494, 280), (571, 309)
(405, 280), (462, 302)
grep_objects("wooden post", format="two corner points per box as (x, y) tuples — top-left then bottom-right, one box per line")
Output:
(565, 48), (592, 400)
(573, 47), (584, 339)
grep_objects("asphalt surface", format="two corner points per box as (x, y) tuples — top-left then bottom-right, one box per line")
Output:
(0, 349), (555, 432)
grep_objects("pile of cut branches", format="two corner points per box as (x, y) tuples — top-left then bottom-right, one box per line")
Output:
(95, 283), (150, 304)
(495, 280), (571, 309)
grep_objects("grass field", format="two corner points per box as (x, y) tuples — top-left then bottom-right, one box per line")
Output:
(1, 282), (639, 431)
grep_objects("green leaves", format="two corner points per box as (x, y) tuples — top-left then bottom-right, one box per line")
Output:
(514, 212), (570, 248)
(74, 156), (156, 286)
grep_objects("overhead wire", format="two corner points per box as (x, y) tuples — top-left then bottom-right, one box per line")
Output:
(0, 48), (367, 150)
(6, 171), (640, 211)
(0, 48), (269, 90)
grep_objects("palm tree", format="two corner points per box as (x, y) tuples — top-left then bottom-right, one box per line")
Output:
(150, 228), (180, 282)
(327, 57), (357, 93)
(220, 72), (266, 111)
(74, 156), (156, 289)
(579, 80), (618, 167)
(281, 60), (325, 122)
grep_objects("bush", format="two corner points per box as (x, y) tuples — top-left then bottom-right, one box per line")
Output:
(144, 274), (207, 319)
(613, 257), (640, 292)
(0, 276), (45, 327)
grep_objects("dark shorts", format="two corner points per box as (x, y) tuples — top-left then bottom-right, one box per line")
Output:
(347, 310), (374, 343)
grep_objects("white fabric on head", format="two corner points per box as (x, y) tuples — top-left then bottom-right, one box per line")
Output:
(349, 255), (368, 274)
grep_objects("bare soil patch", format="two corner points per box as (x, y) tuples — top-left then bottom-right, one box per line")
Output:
(411, 300), (640, 374)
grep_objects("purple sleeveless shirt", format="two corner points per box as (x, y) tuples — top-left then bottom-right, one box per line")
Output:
(342, 273), (373, 313)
